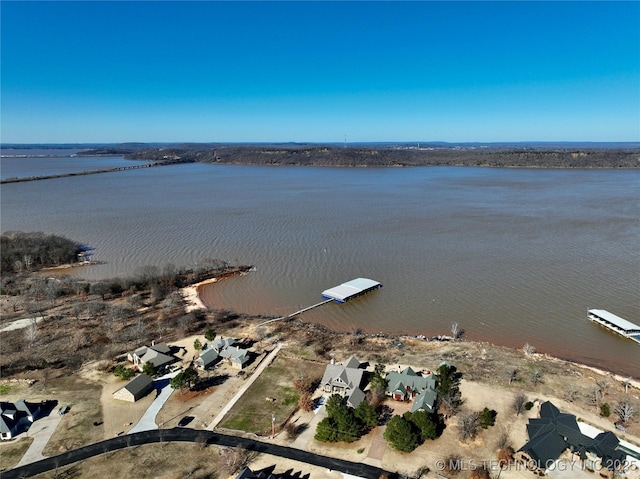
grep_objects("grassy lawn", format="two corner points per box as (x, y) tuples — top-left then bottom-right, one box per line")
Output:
(0, 437), (33, 471)
(219, 356), (325, 435)
(40, 376), (103, 456)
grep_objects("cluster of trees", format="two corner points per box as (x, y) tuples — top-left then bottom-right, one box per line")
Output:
(170, 368), (199, 394)
(457, 407), (497, 442)
(314, 394), (378, 443)
(384, 410), (444, 452)
(1, 231), (83, 273)
(113, 364), (136, 380)
(128, 145), (640, 169)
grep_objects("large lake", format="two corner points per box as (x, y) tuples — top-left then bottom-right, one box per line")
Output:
(1, 157), (638, 377)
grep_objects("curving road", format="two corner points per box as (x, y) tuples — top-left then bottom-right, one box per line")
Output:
(2, 428), (394, 479)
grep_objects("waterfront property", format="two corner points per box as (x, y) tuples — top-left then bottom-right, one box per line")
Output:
(127, 341), (176, 372)
(385, 367), (438, 413)
(321, 278), (382, 303)
(588, 310), (640, 344)
(516, 401), (626, 477)
(320, 355), (367, 408)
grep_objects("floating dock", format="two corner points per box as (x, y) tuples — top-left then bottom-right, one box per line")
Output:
(322, 278), (382, 303)
(587, 309), (640, 344)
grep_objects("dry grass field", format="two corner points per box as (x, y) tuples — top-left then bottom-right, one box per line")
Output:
(218, 355), (325, 435)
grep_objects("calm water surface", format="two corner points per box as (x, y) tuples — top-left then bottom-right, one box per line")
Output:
(1, 161), (638, 377)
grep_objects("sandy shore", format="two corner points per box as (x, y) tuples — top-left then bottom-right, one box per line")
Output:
(180, 277), (218, 312)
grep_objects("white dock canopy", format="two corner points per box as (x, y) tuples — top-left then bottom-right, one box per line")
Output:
(322, 278), (382, 303)
(588, 309), (640, 335)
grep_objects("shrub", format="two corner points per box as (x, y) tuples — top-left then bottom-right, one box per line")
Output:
(600, 403), (611, 417)
(524, 401), (534, 411)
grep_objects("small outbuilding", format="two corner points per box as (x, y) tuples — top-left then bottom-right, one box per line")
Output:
(113, 374), (154, 403)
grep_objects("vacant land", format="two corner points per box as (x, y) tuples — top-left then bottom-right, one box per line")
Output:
(218, 355), (325, 435)
(0, 437), (33, 471)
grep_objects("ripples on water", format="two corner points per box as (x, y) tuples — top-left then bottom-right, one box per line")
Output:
(1, 160), (638, 376)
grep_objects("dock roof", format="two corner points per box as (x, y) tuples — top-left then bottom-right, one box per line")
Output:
(589, 309), (640, 333)
(322, 278), (381, 302)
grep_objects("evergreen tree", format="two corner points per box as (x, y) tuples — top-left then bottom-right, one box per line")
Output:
(314, 417), (339, 442)
(384, 415), (420, 452)
(406, 410), (440, 441)
(355, 400), (378, 428)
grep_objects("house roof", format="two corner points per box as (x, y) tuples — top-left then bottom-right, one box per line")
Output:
(346, 387), (366, 409)
(121, 374), (153, 397)
(519, 401), (625, 470)
(386, 367), (436, 396)
(197, 348), (219, 367)
(150, 342), (171, 354)
(411, 387), (437, 413)
(14, 399), (39, 418)
(139, 348), (174, 368)
(321, 360), (365, 392)
(220, 346), (248, 362)
(210, 337), (235, 351)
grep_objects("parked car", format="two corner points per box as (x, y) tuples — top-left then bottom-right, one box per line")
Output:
(177, 416), (194, 427)
(58, 405), (70, 415)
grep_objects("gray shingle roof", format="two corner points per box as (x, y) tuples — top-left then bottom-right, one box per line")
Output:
(122, 374), (153, 397)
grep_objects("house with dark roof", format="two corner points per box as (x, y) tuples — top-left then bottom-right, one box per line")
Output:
(0, 399), (43, 440)
(516, 401), (626, 477)
(320, 355), (367, 408)
(112, 374), (154, 402)
(236, 465), (310, 479)
(385, 366), (438, 413)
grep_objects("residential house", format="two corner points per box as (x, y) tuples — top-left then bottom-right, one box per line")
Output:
(516, 401), (626, 477)
(0, 399), (43, 440)
(128, 342), (174, 372)
(112, 374), (154, 402)
(208, 336), (236, 353)
(385, 366), (438, 413)
(320, 355), (366, 408)
(220, 346), (249, 370)
(195, 348), (219, 370)
(236, 466), (310, 479)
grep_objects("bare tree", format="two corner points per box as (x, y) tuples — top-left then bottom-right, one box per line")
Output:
(596, 379), (610, 398)
(614, 401), (636, 424)
(450, 322), (460, 340)
(508, 368), (519, 385)
(24, 319), (38, 349)
(587, 387), (601, 410)
(495, 429), (512, 450)
(512, 392), (527, 415)
(458, 411), (480, 442)
(622, 377), (632, 394)
(531, 369), (542, 386)
(523, 343), (535, 356)
(565, 387), (579, 403)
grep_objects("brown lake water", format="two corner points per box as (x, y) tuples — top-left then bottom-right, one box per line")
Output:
(1, 159), (638, 377)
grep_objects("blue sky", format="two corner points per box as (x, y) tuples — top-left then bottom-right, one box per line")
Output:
(1, 1), (638, 143)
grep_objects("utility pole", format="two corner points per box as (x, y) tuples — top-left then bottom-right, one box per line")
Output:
(271, 412), (276, 438)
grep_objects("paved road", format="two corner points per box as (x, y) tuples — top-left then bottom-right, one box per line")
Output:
(2, 428), (395, 479)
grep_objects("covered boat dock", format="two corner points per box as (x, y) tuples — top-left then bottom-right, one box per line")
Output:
(322, 278), (382, 303)
(588, 309), (640, 344)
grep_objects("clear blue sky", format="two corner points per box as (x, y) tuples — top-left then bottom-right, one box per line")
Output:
(2, 1), (639, 143)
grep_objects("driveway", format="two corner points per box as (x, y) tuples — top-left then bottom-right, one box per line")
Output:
(16, 412), (63, 466)
(128, 371), (179, 434)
